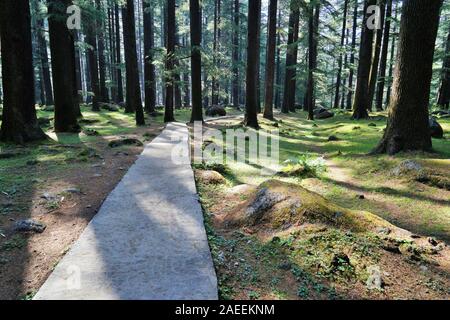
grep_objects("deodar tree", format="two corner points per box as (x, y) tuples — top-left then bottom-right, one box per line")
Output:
(374, 0), (443, 155)
(0, 0), (46, 143)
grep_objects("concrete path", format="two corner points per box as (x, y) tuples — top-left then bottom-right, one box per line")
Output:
(34, 123), (218, 300)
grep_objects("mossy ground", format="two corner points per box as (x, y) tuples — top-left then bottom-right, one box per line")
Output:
(195, 110), (450, 300)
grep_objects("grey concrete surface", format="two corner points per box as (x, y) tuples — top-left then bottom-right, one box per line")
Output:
(34, 123), (218, 300)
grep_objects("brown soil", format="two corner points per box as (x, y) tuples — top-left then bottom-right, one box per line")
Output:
(0, 125), (164, 300)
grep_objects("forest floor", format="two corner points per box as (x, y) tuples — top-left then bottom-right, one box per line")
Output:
(0, 105), (198, 300)
(194, 110), (450, 300)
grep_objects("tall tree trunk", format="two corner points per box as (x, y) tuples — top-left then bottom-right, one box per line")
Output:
(333, 0), (349, 109)
(341, 27), (350, 109)
(115, 3), (124, 103)
(35, 2), (54, 106)
(386, 0), (398, 107)
(189, 0), (204, 122)
(281, 0), (300, 114)
(108, 6), (117, 102)
(122, 0), (145, 125)
(164, 0), (176, 122)
(174, 34), (183, 110)
(0, 0), (46, 143)
(232, 0), (240, 109)
(263, 0), (278, 120)
(73, 31), (84, 108)
(367, 0), (386, 111)
(374, 0), (443, 155)
(352, 0), (376, 120)
(346, 0), (358, 110)
(96, 0), (109, 102)
(48, 0), (80, 132)
(244, 0), (261, 128)
(306, 2), (320, 120)
(85, 12), (101, 111)
(437, 27), (450, 110)
(375, 0), (392, 111)
(274, 9), (282, 109)
(143, 0), (156, 114)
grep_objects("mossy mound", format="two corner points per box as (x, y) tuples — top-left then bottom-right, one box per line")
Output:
(227, 179), (395, 233)
(195, 170), (227, 185)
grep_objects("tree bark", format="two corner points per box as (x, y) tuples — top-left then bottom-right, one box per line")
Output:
(96, 0), (109, 102)
(84, 9), (101, 111)
(274, 9), (282, 109)
(437, 27), (450, 110)
(48, 0), (80, 132)
(189, 0), (204, 122)
(263, 0), (278, 120)
(122, 0), (145, 125)
(244, 0), (261, 128)
(143, 0), (156, 114)
(352, 0), (376, 120)
(281, 0), (300, 114)
(35, 2), (54, 106)
(232, 0), (240, 109)
(115, 3), (124, 103)
(367, 0), (386, 111)
(375, 0), (392, 111)
(346, 0), (358, 110)
(164, 0), (176, 122)
(306, 2), (320, 120)
(0, 0), (46, 143)
(374, 0), (443, 155)
(333, 0), (349, 109)
(386, 0), (398, 106)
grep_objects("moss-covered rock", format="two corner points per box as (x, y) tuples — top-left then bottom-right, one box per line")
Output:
(228, 179), (395, 233)
(195, 170), (227, 185)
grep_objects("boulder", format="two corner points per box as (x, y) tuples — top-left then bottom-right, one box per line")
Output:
(314, 108), (334, 119)
(227, 179), (396, 232)
(99, 103), (120, 112)
(429, 118), (444, 139)
(391, 160), (423, 176)
(206, 106), (227, 117)
(108, 138), (143, 148)
(14, 219), (46, 233)
(195, 170), (226, 185)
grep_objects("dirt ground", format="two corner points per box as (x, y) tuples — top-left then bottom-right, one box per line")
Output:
(0, 124), (164, 300)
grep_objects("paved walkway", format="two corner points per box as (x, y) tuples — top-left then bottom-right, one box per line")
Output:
(34, 123), (218, 300)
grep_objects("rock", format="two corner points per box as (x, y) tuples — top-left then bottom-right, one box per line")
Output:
(368, 123), (377, 127)
(427, 237), (438, 246)
(328, 135), (339, 141)
(79, 118), (100, 125)
(429, 118), (444, 139)
(376, 227), (391, 235)
(64, 188), (81, 194)
(391, 160), (423, 176)
(228, 184), (253, 195)
(83, 129), (100, 136)
(195, 170), (226, 185)
(366, 265), (384, 290)
(205, 106), (227, 117)
(14, 219), (46, 233)
(278, 262), (292, 271)
(245, 188), (287, 224)
(315, 109), (334, 120)
(99, 102), (121, 112)
(41, 192), (57, 201)
(93, 174), (102, 178)
(352, 126), (361, 130)
(108, 138), (143, 148)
